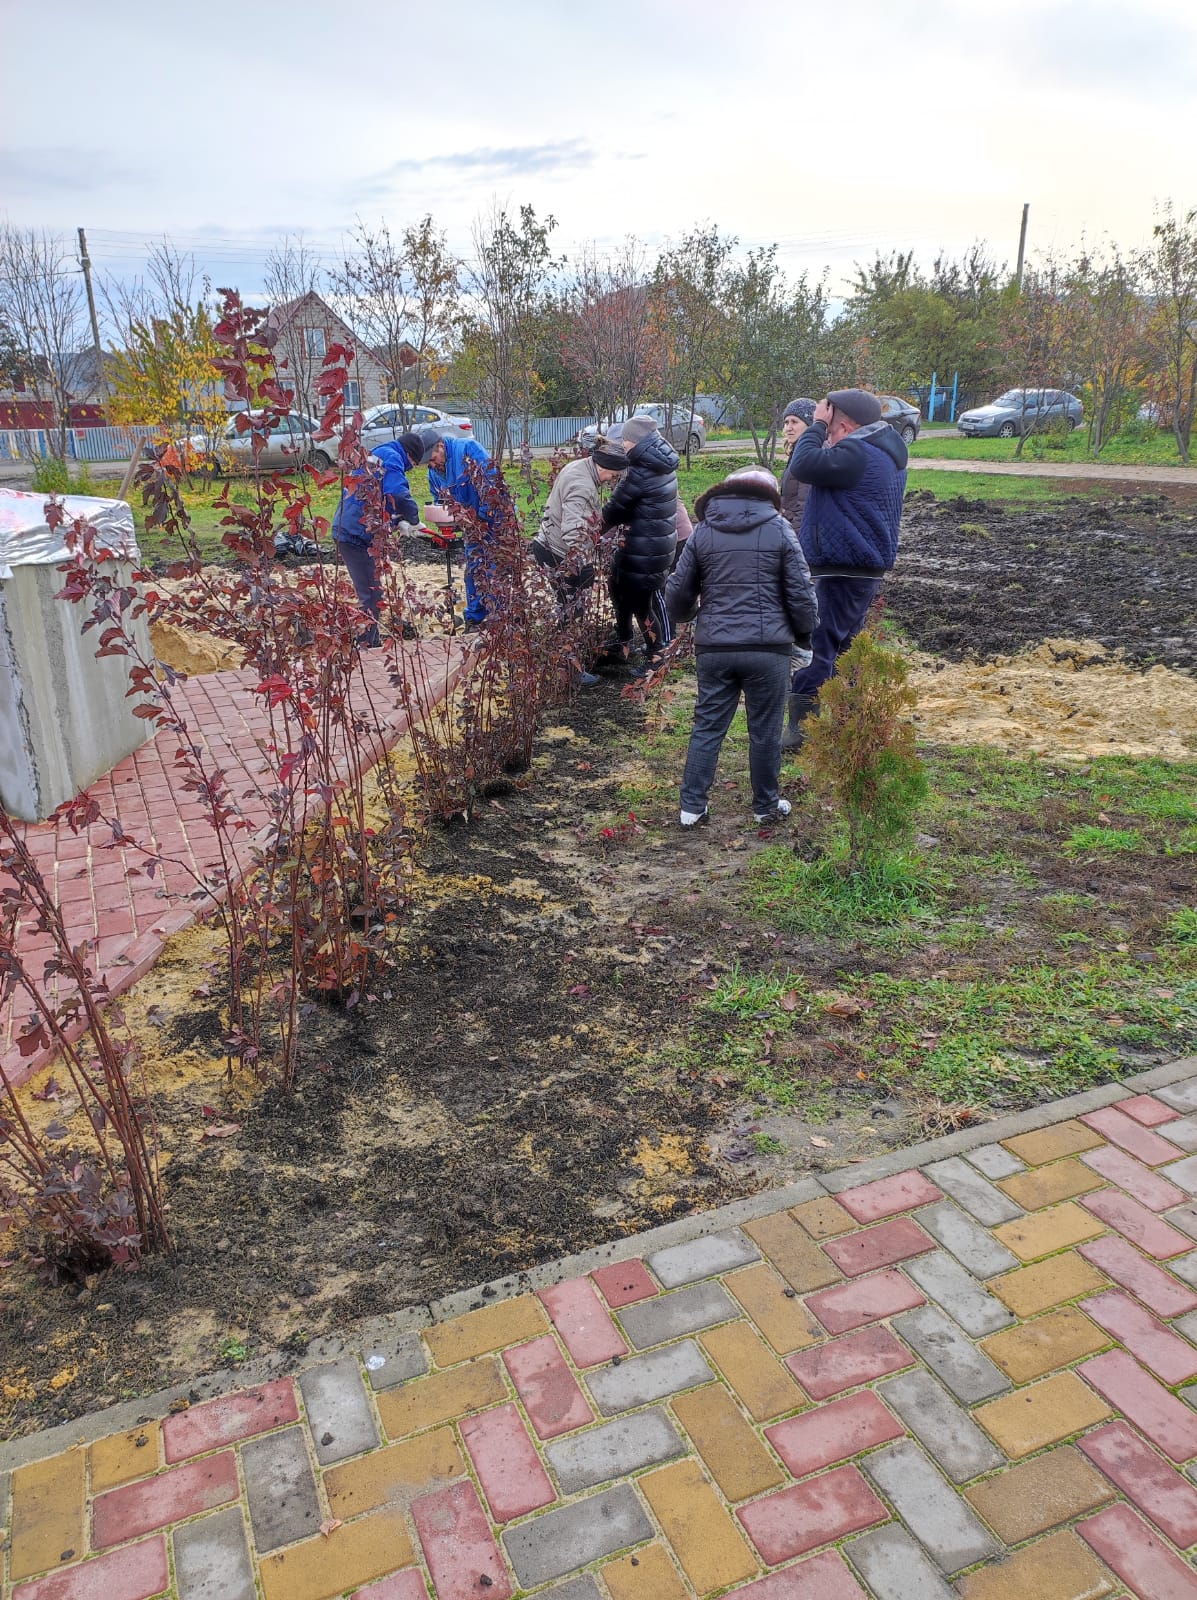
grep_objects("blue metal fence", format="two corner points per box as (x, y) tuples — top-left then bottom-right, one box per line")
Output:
(0, 425), (158, 463)
(1, 416), (599, 465)
(470, 416), (593, 453)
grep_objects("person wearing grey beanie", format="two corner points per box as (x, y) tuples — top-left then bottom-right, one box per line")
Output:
(665, 466), (817, 827)
(619, 413), (659, 449)
(780, 399), (817, 535)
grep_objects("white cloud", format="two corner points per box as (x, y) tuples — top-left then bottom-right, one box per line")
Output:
(4, 0), (1193, 297)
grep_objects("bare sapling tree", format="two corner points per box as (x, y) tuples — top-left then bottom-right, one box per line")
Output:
(1067, 246), (1147, 455)
(715, 246), (828, 465)
(560, 238), (655, 427)
(401, 214), (459, 412)
(1140, 203), (1197, 463)
(460, 202), (558, 459)
(0, 225), (88, 460)
(649, 224), (736, 467)
(999, 255), (1083, 458)
(330, 219), (411, 412)
(263, 232), (326, 431)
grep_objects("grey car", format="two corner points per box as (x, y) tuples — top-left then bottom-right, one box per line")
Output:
(186, 411), (330, 473)
(577, 404), (706, 454)
(360, 403), (474, 450)
(880, 395), (921, 443)
(958, 388), (1083, 439)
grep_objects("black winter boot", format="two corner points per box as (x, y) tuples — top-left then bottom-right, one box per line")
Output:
(781, 693), (818, 752)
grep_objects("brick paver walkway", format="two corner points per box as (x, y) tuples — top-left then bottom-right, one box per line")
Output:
(1, 641), (468, 1090)
(4, 1070), (1197, 1597)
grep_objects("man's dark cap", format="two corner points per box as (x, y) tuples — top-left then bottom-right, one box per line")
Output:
(826, 389), (882, 426)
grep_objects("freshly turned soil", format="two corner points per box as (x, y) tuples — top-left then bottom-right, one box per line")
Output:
(2, 486), (1194, 1440)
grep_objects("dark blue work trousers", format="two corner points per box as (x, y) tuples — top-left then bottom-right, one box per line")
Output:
(680, 650), (791, 817)
(790, 575), (882, 696)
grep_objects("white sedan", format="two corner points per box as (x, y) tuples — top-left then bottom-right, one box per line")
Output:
(185, 411), (331, 473)
(360, 404), (474, 451)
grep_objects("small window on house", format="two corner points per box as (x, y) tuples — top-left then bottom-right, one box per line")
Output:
(344, 379), (361, 410)
(304, 328), (327, 359)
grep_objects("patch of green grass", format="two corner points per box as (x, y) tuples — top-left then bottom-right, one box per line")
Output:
(907, 473), (1104, 504)
(924, 747), (1063, 810)
(705, 966), (807, 1020)
(925, 750), (1197, 833)
(909, 425), (1189, 467)
(708, 741), (1197, 1114)
(1065, 825), (1145, 855)
(859, 956), (1197, 1104)
(750, 1132), (786, 1155)
(694, 968), (837, 1109)
(748, 845), (940, 934)
(1069, 755), (1197, 818)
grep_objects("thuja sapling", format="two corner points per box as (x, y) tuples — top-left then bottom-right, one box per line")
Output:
(797, 629), (928, 872)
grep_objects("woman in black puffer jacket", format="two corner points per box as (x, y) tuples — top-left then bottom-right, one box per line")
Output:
(599, 415), (679, 664)
(665, 468), (817, 827)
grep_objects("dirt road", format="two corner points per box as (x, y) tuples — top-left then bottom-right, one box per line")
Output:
(909, 456), (1197, 484)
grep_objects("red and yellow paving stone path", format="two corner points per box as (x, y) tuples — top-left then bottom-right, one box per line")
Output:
(4, 1071), (1197, 1598)
(0, 641), (468, 1091)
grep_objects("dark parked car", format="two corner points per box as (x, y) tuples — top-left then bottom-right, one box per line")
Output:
(880, 395), (921, 443)
(958, 389), (1083, 439)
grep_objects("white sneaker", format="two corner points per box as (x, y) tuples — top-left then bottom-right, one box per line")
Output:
(753, 797), (792, 824)
(679, 809), (710, 828)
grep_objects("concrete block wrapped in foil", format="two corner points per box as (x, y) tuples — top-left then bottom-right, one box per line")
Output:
(0, 487), (139, 580)
(0, 488), (152, 822)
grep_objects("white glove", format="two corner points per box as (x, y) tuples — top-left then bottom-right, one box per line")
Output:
(394, 520), (417, 535)
(791, 646), (814, 671)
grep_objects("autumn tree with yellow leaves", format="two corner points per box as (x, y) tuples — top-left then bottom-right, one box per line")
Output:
(103, 243), (226, 455)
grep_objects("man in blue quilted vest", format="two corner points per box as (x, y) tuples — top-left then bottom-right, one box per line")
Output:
(781, 388), (907, 749)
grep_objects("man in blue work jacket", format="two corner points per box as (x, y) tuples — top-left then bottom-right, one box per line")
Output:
(424, 431), (500, 630)
(331, 430), (426, 647)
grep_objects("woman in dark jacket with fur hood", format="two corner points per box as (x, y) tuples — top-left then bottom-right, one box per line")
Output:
(665, 468), (818, 828)
(599, 414), (679, 666)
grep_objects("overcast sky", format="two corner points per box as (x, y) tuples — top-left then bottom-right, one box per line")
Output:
(3, 0), (1195, 301)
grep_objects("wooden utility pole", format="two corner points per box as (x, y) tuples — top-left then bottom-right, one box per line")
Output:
(77, 226), (107, 402)
(1015, 203), (1030, 289)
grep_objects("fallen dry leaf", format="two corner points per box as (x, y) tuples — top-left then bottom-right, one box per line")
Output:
(810, 1135), (831, 1148)
(779, 991), (800, 1012)
(319, 1518), (343, 1539)
(825, 997), (866, 1019)
(202, 1122), (242, 1140)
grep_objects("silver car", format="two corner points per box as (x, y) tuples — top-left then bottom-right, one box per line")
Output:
(958, 389), (1083, 439)
(187, 411), (330, 473)
(360, 403), (474, 450)
(577, 404), (706, 454)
